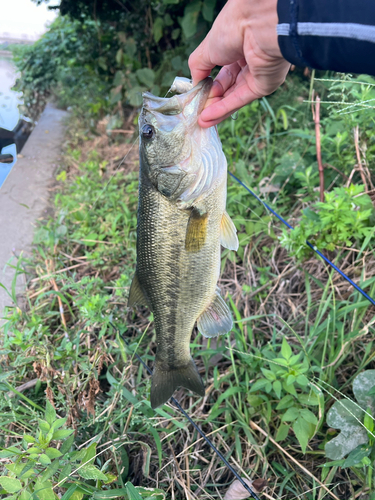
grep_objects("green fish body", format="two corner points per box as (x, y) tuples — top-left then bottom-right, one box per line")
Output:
(129, 78), (238, 408)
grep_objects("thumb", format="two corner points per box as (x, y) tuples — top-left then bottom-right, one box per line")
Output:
(188, 38), (215, 86)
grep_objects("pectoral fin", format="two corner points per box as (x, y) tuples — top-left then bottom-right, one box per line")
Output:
(185, 209), (208, 252)
(128, 274), (147, 307)
(220, 211), (239, 251)
(197, 288), (233, 338)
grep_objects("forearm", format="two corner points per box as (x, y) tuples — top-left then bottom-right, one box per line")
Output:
(277, 0), (375, 75)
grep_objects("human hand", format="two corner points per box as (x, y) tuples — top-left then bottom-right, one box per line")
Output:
(188, 0), (290, 127)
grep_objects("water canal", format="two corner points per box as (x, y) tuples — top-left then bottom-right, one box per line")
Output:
(0, 53), (28, 188)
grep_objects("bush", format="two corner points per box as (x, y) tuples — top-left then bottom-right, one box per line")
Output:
(279, 184), (374, 260)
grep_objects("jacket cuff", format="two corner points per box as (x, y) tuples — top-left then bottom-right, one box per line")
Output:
(277, 0), (310, 68)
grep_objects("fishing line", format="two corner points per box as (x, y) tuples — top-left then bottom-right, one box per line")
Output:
(109, 322), (261, 500)
(229, 173), (375, 308)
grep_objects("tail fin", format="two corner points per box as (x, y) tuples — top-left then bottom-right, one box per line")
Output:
(150, 359), (205, 409)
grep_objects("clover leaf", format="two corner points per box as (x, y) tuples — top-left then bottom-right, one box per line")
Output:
(325, 370), (375, 460)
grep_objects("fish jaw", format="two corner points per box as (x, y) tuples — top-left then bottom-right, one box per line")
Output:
(141, 77), (212, 125)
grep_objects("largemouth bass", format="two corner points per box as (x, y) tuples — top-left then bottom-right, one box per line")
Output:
(128, 77), (238, 409)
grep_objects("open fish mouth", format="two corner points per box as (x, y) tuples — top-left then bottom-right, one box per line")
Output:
(141, 77), (213, 119)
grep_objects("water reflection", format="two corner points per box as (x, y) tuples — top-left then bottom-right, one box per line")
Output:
(0, 56), (21, 188)
(0, 57), (20, 132)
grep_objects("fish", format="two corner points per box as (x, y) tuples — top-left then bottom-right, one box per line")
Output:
(128, 77), (239, 409)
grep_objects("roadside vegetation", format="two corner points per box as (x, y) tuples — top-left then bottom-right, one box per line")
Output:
(1, 1), (375, 499)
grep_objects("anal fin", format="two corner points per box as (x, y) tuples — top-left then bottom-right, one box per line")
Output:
(220, 211), (239, 251)
(128, 274), (147, 307)
(197, 288), (233, 338)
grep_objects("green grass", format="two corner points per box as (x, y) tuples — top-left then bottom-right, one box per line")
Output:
(1, 72), (375, 500)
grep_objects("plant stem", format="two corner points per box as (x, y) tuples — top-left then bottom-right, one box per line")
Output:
(312, 92), (324, 202)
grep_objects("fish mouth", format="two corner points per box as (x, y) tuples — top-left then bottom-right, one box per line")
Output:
(142, 77), (213, 118)
(192, 77), (213, 116)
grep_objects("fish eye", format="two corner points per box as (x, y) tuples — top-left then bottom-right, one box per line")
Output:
(142, 124), (155, 140)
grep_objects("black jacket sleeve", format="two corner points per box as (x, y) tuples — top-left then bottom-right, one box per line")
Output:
(277, 0), (375, 76)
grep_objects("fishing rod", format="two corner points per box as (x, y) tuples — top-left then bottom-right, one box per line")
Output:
(229, 172), (375, 308)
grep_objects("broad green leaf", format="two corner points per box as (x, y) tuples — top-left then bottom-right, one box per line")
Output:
(22, 435), (36, 444)
(275, 423), (290, 442)
(60, 434), (74, 455)
(281, 338), (292, 360)
(202, 0), (216, 22)
(298, 393), (320, 406)
(300, 409), (318, 425)
(41, 459), (61, 482)
(273, 380), (282, 398)
(45, 447), (62, 459)
(45, 401), (56, 425)
(38, 419), (50, 432)
(153, 17), (164, 43)
(81, 442), (97, 466)
(276, 395), (295, 410)
(181, 1), (201, 39)
(58, 463), (72, 484)
(52, 429), (73, 440)
(326, 399), (364, 428)
(77, 464), (107, 481)
(325, 399), (368, 460)
(104, 473), (117, 484)
(325, 426), (368, 460)
(282, 407), (299, 422)
(352, 370), (375, 412)
(18, 462), (35, 479)
(0, 371), (15, 381)
(20, 491), (31, 500)
(82, 233), (98, 246)
(293, 416), (311, 453)
(127, 86), (144, 107)
(34, 479), (56, 500)
(5, 463), (28, 476)
(39, 453), (52, 465)
(261, 368), (276, 381)
(136, 68), (155, 86)
(283, 381), (297, 396)
(249, 378), (269, 392)
(342, 444), (371, 468)
(296, 375), (309, 387)
(70, 490), (84, 500)
(0, 447), (22, 458)
(52, 417), (67, 430)
(0, 477), (22, 493)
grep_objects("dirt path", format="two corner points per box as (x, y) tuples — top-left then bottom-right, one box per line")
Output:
(0, 103), (68, 317)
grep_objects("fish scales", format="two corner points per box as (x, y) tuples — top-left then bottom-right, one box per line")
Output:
(128, 78), (239, 408)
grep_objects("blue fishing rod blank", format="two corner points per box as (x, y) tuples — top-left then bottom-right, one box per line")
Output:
(229, 172), (375, 308)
